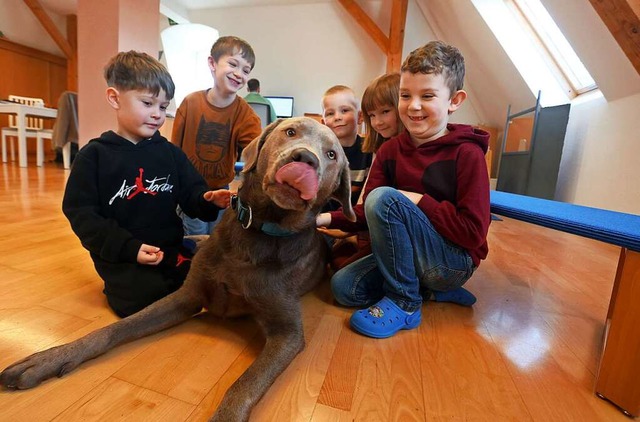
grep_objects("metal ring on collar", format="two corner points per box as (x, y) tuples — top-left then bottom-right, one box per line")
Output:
(241, 204), (253, 229)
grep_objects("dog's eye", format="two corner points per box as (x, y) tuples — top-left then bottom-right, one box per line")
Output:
(285, 128), (296, 137)
(326, 150), (337, 160)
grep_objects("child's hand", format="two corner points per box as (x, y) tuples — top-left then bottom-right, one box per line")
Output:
(204, 189), (233, 208)
(137, 244), (164, 265)
(317, 227), (354, 239)
(398, 189), (423, 204)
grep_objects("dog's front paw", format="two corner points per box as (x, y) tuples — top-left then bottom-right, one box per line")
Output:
(0, 345), (82, 390)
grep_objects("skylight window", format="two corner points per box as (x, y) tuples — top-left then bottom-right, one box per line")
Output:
(471, 0), (597, 104)
(510, 0), (596, 95)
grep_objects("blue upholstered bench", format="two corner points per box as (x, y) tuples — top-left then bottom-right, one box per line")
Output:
(490, 191), (640, 251)
(489, 190), (640, 417)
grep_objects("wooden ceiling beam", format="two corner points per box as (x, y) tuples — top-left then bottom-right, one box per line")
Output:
(338, 0), (390, 54)
(66, 14), (78, 91)
(23, 0), (74, 59)
(588, 0), (640, 75)
(337, 0), (407, 73)
(387, 0), (408, 72)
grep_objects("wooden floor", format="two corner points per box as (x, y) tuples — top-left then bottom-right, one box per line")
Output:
(0, 160), (631, 421)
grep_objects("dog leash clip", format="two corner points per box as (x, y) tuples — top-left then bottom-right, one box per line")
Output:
(231, 195), (253, 230)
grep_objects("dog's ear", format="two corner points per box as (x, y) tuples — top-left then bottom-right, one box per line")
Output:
(242, 119), (284, 173)
(332, 161), (357, 222)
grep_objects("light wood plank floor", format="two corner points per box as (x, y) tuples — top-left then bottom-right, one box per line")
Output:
(0, 161), (631, 421)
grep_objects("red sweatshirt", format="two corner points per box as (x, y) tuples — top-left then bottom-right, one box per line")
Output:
(329, 123), (491, 266)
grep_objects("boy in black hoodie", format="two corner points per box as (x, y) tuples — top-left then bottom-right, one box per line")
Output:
(62, 51), (230, 317)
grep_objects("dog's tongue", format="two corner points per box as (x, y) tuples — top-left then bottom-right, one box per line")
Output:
(275, 162), (319, 200)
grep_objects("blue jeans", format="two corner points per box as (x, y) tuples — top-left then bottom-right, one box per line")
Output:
(178, 184), (228, 236)
(331, 187), (475, 313)
(177, 206), (223, 236)
(182, 214), (220, 235)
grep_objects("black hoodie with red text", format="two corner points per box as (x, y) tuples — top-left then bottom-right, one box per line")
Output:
(62, 130), (221, 315)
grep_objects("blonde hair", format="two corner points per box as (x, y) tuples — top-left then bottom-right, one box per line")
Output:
(321, 85), (359, 112)
(361, 73), (404, 153)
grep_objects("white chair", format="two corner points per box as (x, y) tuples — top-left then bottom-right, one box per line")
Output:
(1, 95), (51, 166)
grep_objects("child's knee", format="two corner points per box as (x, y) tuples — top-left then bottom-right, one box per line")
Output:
(107, 295), (146, 317)
(330, 272), (351, 306)
(364, 186), (398, 217)
(104, 276), (182, 318)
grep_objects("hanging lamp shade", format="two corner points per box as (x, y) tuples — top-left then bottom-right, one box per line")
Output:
(161, 23), (219, 108)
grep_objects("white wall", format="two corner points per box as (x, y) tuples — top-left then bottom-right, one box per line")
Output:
(0, 0), (67, 56)
(547, 0), (640, 214)
(556, 92), (640, 214)
(186, 1), (480, 123)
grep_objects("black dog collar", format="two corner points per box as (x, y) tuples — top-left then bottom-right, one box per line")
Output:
(231, 195), (296, 237)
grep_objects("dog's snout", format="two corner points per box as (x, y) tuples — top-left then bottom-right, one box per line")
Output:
(290, 148), (319, 169)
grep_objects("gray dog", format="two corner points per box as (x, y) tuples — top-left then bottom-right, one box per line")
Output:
(0, 117), (356, 422)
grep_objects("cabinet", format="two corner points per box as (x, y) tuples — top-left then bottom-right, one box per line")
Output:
(0, 38), (67, 158)
(496, 92), (570, 200)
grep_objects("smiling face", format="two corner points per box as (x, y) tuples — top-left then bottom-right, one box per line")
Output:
(209, 52), (253, 99)
(321, 91), (361, 147)
(108, 88), (169, 144)
(398, 71), (466, 145)
(367, 104), (399, 140)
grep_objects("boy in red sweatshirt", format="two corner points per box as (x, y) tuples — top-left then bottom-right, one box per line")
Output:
(317, 41), (490, 338)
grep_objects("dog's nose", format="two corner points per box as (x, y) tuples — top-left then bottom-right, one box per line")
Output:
(290, 148), (319, 169)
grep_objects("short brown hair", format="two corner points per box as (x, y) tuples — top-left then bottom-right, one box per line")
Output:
(210, 36), (255, 69)
(361, 73), (404, 153)
(401, 40), (465, 96)
(104, 51), (175, 99)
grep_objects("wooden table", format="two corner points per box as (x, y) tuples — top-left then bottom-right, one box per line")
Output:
(0, 102), (58, 168)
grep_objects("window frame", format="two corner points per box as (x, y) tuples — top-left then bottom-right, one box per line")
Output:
(507, 0), (597, 97)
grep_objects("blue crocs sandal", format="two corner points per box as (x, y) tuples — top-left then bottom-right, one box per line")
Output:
(350, 297), (421, 339)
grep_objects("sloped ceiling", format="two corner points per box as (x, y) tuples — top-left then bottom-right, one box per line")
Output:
(411, 0), (640, 127)
(587, 0), (640, 76)
(31, 0), (640, 128)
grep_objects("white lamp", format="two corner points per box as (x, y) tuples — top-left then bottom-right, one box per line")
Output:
(161, 24), (219, 108)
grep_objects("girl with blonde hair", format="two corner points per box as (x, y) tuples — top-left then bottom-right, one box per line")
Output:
(361, 73), (404, 153)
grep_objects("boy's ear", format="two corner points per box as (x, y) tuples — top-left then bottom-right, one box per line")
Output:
(448, 90), (467, 114)
(357, 110), (363, 125)
(105, 87), (120, 110)
(208, 56), (216, 72)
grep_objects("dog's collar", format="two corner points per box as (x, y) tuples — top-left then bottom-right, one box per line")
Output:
(231, 195), (296, 237)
